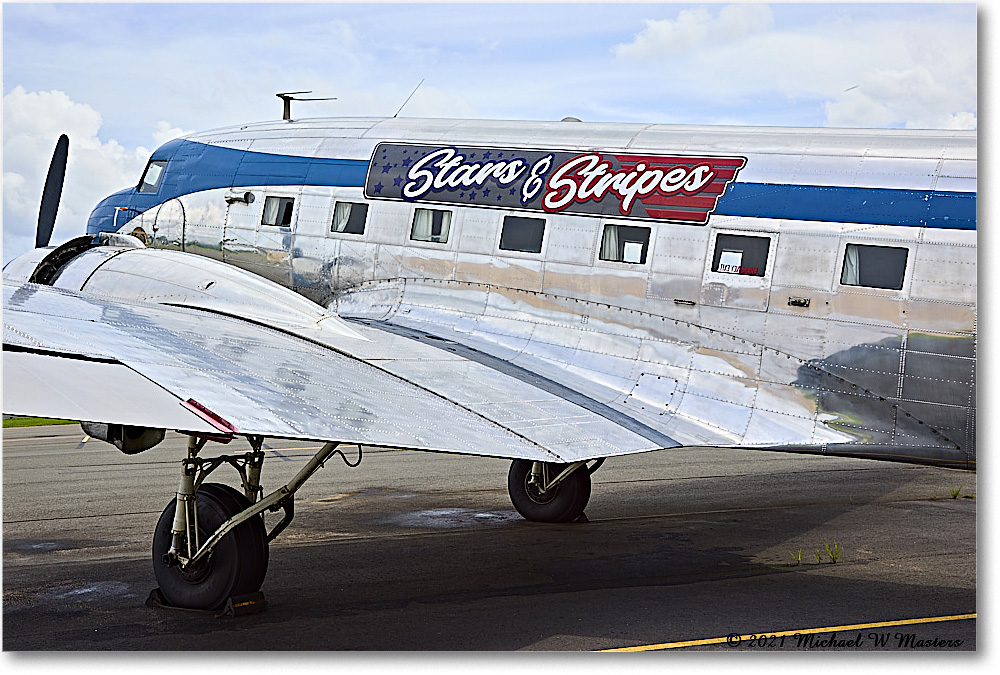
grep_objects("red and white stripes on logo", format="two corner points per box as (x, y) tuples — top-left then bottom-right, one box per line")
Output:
(543, 153), (745, 223)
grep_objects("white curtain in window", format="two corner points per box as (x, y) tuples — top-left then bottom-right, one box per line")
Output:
(842, 244), (860, 285)
(411, 209), (433, 240)
(333, 202), (352, 232)
(436, 212), (451, 242)
(262, 197), (279, 226)
(600, 224), (619, 261)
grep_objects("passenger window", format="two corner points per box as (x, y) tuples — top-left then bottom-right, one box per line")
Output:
(262, 196), (295, 227)
(138, 160), (167, 194)
(499, 216), (545, 253)
(841, 244), (908, 290)
(599, 224), (651, 264)
(712, 234), (770, 277)
(410, 208), (452, 243)
(332, 201), (368, 235)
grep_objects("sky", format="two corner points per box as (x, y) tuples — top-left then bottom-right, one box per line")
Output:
(1, 1), (980, 263)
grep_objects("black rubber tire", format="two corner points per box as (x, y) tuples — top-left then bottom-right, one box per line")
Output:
(202, 483), (269, 595)
(507, 459), (591, 523)
(152, 483), (268, 610)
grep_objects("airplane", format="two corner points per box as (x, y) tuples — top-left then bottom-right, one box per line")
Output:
(2, 110), (976, 612)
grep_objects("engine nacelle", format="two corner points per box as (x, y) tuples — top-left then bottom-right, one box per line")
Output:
(81, 422), (165, 455)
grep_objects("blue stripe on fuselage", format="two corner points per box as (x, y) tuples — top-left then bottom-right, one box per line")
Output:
(86, 139), (977, 235)
(717, 183), (975, 230)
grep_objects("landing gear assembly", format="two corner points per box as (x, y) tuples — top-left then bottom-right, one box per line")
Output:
(150, 434), (360, 610)
(142, 432), (605, 610)
(152, 482), (268, 610)
(507, 458), (605, 523)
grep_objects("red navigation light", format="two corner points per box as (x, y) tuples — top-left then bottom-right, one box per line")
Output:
(182, 398), (239, 434)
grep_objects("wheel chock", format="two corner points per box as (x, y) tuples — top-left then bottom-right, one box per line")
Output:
(145, 588), (267, 617)
(218, 592), (267, 617)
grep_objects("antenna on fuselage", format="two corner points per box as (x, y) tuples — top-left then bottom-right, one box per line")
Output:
(276, 91), (337, 120)
(393, 79), (425, 118)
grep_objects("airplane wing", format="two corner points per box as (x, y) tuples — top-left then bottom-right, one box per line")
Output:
(3, 273), (668, 462)
(3, 242), (967, 467)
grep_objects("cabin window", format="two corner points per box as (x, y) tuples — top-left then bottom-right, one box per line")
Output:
(499, 216), (545, 253)
(262, 196), (295, 227)
(332, 201), (368, 235)
(711, 234), (769, 277)
(410, 208), (452, 243)
(599, 224), (650, 264)
(841, 244), (908, 290)
(138, 160), (167, 194)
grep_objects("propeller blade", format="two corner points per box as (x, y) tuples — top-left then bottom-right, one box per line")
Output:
(36, 134), (69, 248)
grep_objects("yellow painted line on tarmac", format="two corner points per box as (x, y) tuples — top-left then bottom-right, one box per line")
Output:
(598, 613), (977, 652)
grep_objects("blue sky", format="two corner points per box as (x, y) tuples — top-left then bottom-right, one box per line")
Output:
(2, 2), (980, 261)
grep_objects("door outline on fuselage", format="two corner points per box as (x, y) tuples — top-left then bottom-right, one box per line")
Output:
(152, 198), (186, 252)
(221, 187), (299, 288)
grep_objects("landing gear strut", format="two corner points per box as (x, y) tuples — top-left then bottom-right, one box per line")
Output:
(151, 435), (361, 610)
(507, 459), (604, 523)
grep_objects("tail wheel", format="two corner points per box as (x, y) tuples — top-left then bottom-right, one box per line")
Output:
(152, 482), (268, 610)
(507, 460), (591, 523)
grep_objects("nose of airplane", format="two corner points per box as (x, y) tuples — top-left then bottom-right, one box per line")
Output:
(87, 187), (137, 236)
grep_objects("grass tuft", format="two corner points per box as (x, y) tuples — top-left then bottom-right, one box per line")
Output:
(3, 417), (76, 428)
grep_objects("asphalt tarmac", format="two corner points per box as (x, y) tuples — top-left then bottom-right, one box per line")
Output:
(2, 424), (976, 651)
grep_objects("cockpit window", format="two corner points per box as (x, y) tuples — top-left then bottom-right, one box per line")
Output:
(138, 160), (167, 194)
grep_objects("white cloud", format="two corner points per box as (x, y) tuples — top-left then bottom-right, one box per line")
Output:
(825, 67), (977, 130)
(613, 4), (976, 130)
(2, 86), (149, 262)
(615, 4), (774, 59)
(152, 121), (194, 147)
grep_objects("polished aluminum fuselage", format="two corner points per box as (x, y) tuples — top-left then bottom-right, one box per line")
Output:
(92, 118), (976, 466)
